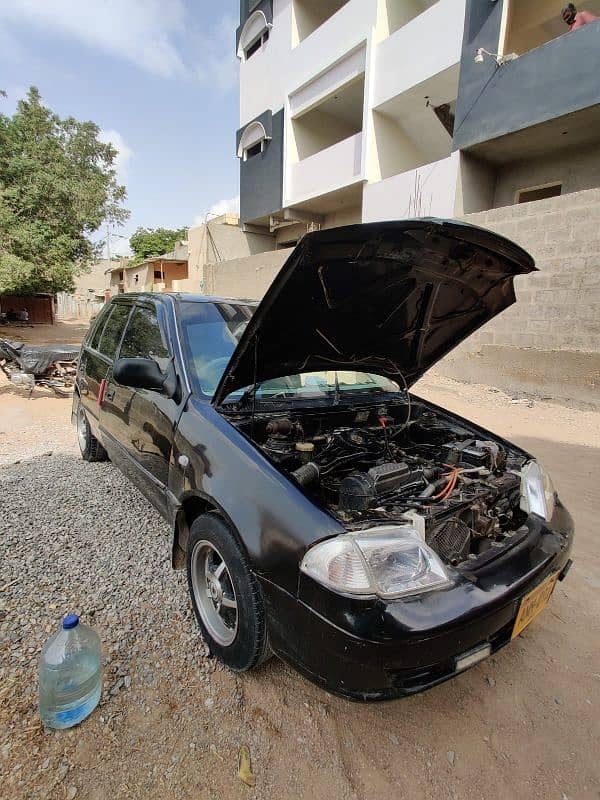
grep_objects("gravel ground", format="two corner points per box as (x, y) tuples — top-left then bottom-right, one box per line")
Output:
(1, 372), (599, 800)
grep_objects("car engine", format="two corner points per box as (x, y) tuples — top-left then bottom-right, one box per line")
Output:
(234, 401), (529, 568)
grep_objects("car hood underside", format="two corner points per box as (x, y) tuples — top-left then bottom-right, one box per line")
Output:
(213, 219), (536, 406)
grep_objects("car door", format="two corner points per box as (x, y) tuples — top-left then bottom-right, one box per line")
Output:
(100, 300), (176, 518)
(78, 302), (131, 442)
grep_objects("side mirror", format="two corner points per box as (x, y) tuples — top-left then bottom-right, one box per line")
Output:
(113, 357), (173, 394)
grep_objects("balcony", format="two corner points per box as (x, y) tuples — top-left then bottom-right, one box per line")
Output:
(292, 0), (350, 45)
(379, 0), (439, 38)
(371, 67), (457, 184)
(362, 152), (459, 222)
(501, 0), (600, 57)
(373, 0), (466, 108)
(286, 132), (363, 206)
(454, 16), (600, 152)
(290, 0), (376, 81)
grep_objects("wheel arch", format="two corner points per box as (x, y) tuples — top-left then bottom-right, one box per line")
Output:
(172, 492), (245, 569)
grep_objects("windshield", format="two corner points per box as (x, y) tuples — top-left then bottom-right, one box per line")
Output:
(179, 301), (401, 401)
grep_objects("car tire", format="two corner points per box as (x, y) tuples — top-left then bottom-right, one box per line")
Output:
(77, 402), (108, 462)
(186, 512), (270, 672)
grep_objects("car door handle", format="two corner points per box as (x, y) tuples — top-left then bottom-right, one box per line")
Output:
(105, 388), (115, 402)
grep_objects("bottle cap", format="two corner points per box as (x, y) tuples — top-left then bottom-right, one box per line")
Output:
(295, 442), (314, 452)
(62, 613), (79, 630)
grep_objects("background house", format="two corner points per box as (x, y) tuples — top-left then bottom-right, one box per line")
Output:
(108, 243), (189, 294)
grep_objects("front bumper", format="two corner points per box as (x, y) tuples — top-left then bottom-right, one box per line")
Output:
(262, 505), (574, 701)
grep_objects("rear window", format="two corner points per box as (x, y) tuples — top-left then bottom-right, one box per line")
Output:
(97, 304), (131, 360)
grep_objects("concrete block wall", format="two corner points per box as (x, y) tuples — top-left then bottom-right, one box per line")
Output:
(204, 248), (292, 300)
(199, 192), (599, 405)
(457, 187), (600, 355)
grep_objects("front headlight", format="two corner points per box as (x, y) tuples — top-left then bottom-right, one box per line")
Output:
(300, 526), (452, 600)
(520, 460), (556, 521)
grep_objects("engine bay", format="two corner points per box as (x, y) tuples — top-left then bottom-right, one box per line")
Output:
(233, 400), (529, 568)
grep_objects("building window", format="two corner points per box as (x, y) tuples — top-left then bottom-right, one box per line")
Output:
(245, 141), (263, 159)
(244, 29), (269, 60)
(245, 36), (262, 59)
(154, 270), (163, 280)
(516, 183), (562, 204)
(118, 271), (124, 281)
(237, 119), (271, 161)
(238, 10), (272, 61)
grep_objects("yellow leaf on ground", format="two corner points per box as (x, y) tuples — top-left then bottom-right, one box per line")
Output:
(238, 745), (256, 788)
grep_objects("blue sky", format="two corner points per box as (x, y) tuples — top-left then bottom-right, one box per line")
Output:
(0, 0), (240, 256)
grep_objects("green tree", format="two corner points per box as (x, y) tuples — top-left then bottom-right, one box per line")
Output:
(129, 227), (187, 265)
(0, 87), (129, 294)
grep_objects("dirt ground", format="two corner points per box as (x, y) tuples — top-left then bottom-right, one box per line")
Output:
(0, 320), (90, 346)
(1, 339), (599, 799)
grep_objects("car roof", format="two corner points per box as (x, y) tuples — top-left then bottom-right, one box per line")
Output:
(108, 292), (258, 307)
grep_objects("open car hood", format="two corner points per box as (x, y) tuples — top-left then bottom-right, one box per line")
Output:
(212, 219), (536, 406)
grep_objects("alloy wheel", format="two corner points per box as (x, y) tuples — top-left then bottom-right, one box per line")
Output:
(190, 539), (238, 646)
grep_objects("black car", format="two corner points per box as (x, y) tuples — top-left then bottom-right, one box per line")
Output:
(73, 220), (574, 701)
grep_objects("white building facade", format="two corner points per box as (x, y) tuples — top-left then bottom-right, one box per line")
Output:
(237, 0), (465, 245)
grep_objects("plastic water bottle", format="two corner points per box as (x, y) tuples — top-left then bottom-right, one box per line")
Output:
(38, 614), (102, 729)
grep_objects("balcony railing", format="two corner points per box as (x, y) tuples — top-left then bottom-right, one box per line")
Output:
(286, 132), (363, 205)
(362, 152), (460, 223)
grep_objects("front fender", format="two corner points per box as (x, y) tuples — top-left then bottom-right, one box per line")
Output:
(170, 398), (344, 594)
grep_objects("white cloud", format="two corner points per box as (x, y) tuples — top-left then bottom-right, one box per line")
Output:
(98, 129), (134, 183)
(194, 14), (239, 92)
(0, 3), (239, 90)
(0, 0), (187, 78)
(194, 195), (240, 226)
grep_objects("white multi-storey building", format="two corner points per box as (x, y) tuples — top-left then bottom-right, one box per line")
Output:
(236, 0), (466, 245)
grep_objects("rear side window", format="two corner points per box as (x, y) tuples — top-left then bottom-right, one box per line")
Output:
(120, 305), (170, 370)
(97, 304), (131, 360)
(88, 304), (112, 350)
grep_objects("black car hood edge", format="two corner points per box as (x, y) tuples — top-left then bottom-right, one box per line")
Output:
(212, 219), (536, 406)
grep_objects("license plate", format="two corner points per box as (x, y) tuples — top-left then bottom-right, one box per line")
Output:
(512, 572), (559, 639)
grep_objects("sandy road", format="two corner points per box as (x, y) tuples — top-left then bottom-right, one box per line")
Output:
(1, 365), (599, 800)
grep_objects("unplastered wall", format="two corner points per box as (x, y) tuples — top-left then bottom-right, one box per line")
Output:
(455, 151), (496, 215)
(205, 248), (293, 300)
(458, 188), (600, 354)
(493, 147), (600, 208)
(188, 219), (276, 290)
(124, 264), (150, 292)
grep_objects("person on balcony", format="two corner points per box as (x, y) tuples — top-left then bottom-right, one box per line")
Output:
(561, 3), (598, 30)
